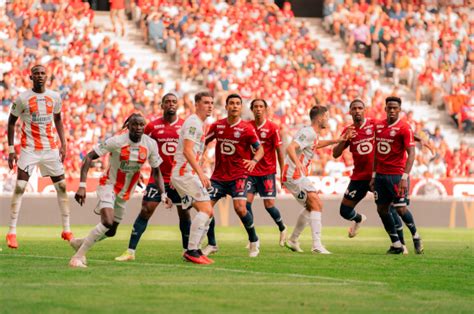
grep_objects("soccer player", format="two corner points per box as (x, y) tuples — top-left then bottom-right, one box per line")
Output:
(69, 113), (170, 268)
(245, 99), (287, 246)
(5, 65), (73, 249)
(203, 94), (264, 257)
(370, 96), (424, 254)
(284, 105), (355, 254)
(171, 92), (215, 265)
(115, 93), (189, 262)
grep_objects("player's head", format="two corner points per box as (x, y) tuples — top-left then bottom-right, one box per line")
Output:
(349, 99), (365, 123)
(225, 94), (243, 119)
(385, 96), (402, 122)
(122, 113), (146, 143)
(194, 91), (214, 118)
(250, 98), (268, 120)
(30, 65), (47, 88)
(309, 105), (329, 129)
(161, 93), (178, 116)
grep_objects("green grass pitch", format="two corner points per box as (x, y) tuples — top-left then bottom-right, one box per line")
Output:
(0, 226), (473, 313)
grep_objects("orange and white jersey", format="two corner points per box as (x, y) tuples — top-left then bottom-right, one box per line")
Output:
(282, 126), (319, 182)
(95, 131), (162, 201)
(10, 89), (62, 152)
(173, 114), (206, 177)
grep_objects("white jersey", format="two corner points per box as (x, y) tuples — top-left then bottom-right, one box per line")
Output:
(173, 114), (206, 176)
(283, 126), (319, 182)
(10, 89), (62, 152)
(95, 131), (162, 201)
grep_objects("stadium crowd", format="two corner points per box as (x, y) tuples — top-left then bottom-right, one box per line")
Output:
(0, 0), (472, 193)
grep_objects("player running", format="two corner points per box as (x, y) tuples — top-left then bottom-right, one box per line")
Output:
(245, 99), (287, 246)
(370, 96), (424, 254)
(284, 105), (355, 254)
(171, 92), (215, 265)
(115, 93), (190, 262)
(202, 94), (264, 257)
(5, 65), (73, 249)
(69, 113), (171, 268)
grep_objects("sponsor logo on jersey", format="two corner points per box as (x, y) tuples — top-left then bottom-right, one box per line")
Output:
(154, 124), (165, 129)
(31, 112), (53, 124)
(217, 125), (225, 129)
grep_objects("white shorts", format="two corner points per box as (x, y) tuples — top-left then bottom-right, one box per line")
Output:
(171, 172), (210, 210)
(18, 149), (64, 177)
(94, 184), (127, 223)
(284, 176), (318, 206)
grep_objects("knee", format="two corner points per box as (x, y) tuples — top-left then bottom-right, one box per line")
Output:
(15, 180), (28, 195)
(140, 206), (155, 220)
(263, 200), (274, 208)
(234, 205), (246, 217)
(177, 207), (191, 220)
(54, 180), (67, 194)
(339, 203), (353, 218)
(105, 222), (119, 237)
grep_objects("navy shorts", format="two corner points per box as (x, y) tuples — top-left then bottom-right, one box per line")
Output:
(374, 174), (410, 207)
(209, 178), (248, 202)
(143, 183), (182, 205)
(246, 174), (277, 199)
(343, 180), (371, 202)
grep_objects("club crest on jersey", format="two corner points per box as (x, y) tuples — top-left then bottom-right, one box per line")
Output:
(365, 129), (372, 135)
(139, 152), (147, 160)
(234, 131), (241, 138)
(189, 127), (196, 135)
(261, 131), (267, 138)
(390, 129), (397, 137)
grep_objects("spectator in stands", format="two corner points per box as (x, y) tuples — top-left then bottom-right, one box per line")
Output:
(148, 12), (167, 52)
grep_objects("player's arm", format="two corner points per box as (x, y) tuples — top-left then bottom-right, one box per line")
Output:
(399, 146), (415, 197)
(276, 145), (285, 176)
(183, 139), (210, 188)
(75, 150), (100, 206)
(151, 166), (172, 208)
(54, 112), (67, 162)
(286, 140), (305, 176)
(332, 139), (350, 158)
(243, 142), (263, 172)
(413, 134), (434, 155)
(7, 113), (19, 170)
(369, 147), (378, 192)
(319, 126), (355, 149)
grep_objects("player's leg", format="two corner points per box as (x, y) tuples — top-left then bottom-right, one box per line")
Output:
(342, 181), (369, 238)
(390, 205), (408, 254)
(6, 168), (30, 249)
(204, 181), (224, 253)
(263, 198), (287, 246)
(306, 192), (331, 254)
(245, 176), (257, 217)
(284, 180), (309, 253)
(177, 205), (191, 250)
(258, 174), (286, 238)
(184, 200), (214, 264)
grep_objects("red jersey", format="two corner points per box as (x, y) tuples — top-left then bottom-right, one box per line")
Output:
(145, 117), (184, 183)
(206, 118), (260, 181)
(249, 119), (282, 176)
(374, 118), (415, 175)
(342, 118), (376, 180)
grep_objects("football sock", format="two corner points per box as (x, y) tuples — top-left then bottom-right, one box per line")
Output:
(400, 209), (419, 239)
(309, 211), (322, 248)
(179, 217), (191, 249)
(390, 206), (405, 245)
(290, 209), (310, 242)
(378, 211), (401, 247)
(188, 212), (210, 250)
(240, 211), (258, 243)
(265, 206), (286, 231)
(8, 180), (28, 234)
(246, 202), (253, 217)
(53, 180), (71, 232)
(128, 215), (149, 250)
(199, 217), (212, 245)
(74, 223), (109, 258)
(207, 217), (217, 246)
(340, 203), (362, 222)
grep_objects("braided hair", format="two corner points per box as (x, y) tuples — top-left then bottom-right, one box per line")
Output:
(122, 112), (144, 129)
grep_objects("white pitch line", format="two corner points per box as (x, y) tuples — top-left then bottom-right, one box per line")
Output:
(0, 253), (386, 286)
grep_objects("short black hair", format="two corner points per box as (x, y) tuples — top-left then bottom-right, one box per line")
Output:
(31, 64), (45, 73)
(250, 98), (268, 110)
(349, 99), (365, 108)
(226, 93), (242, 105)
(309, 105), (328, 121)
(122, 113), (145, 129)
(162, 93), (177, 103)
(385, 96), (402, 106)
(194, 91), (213, 103)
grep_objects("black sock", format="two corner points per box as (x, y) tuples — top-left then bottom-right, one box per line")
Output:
(400, 209), (418, 238)
(240, 211), (258, 243)
(390, 206), (405, 245)
(378, 211), (400, 244)
(128, 216), (148, 250)
(246, 202), (253, 218)
(207, 217), (217, 246)
(179, 217), (191, 250)
(340, 204), (362, 223)
(265, 206), (286, 231)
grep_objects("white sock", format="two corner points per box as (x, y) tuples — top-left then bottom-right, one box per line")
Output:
(199, 217), (212, 246)
(127, 248), (135, 254)
(392, 240), (402, 248)
(309, 211), (323, 249)
(54, 180), (71, 232)
(413, 232), (420, 239)
(73, 223), (109, 258)
(188, 212), (210, 250)
(290, 209), (310, 242)
(9, 180), (28, 234)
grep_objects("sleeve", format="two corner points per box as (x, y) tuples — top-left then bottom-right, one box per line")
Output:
(144, 122), (153, 136)
(53, 93), (62, 114)
(293, 127), (313, 150)
(273, 125), (282, 147)
(148, 140), (162, 168)
(402, 125), (415, 149)
(205, 122), (216, 144)
(93, 136), (120, 157)
(10, 96), (23, 117)
(183, 119), (202, 143)
(247, 125), (260, 149)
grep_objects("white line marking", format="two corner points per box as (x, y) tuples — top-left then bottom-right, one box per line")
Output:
(0, 282), (348, 287)
(0, 253), (386, 286)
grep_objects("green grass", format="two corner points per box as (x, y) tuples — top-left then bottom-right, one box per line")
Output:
(0, 226), (473, 313)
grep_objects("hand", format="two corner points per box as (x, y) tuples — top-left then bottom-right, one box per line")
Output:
(341, 126), (356, 142)
(398, 178), (408, 197)
(74, 187), (86, 206)
(296, 161), (306, 177)
(59, 145), (67, 163)
(421, 140), (434, 155)
(369, 178), (375, 192)
(8, 152), (18, 170)
(198, 172), (211, 189)
(243, 159), (258, 172)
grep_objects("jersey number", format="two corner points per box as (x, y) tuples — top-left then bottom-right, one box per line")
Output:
(220, 142), (236, 155)
(377, 142), (391, 154)
(161, 142), (178, 156)
(356, 142), (373, 155)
